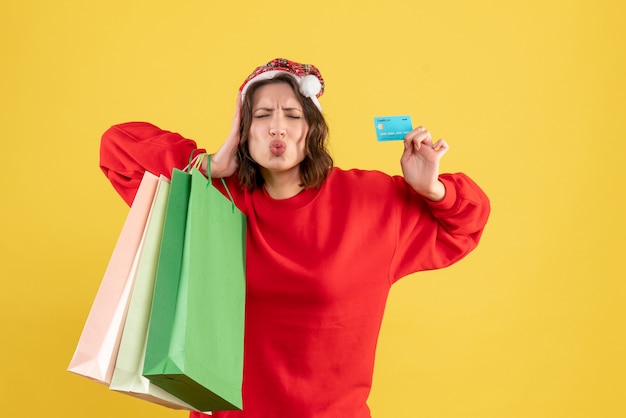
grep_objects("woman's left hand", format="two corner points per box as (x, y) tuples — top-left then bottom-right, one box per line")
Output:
(401, 126), (449, 201)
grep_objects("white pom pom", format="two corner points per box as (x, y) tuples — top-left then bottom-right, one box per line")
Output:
(299, 74), (322, 98)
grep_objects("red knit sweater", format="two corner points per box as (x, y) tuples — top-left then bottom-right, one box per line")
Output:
(100, 122), (490, 418)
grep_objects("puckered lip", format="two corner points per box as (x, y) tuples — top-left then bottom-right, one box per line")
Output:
(269, 140), (286, 154)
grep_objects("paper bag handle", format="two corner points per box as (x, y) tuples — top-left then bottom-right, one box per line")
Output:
(188, 151), (236, 213)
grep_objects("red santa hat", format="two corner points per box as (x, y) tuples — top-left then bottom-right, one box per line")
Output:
(239, 58), (325, 111)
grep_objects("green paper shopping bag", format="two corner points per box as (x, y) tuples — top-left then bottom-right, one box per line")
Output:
(109, 175), (198, 411)
(143, 165), (246, 412)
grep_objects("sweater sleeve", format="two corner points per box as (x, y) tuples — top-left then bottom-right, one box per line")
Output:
(390, 172), (491, 282)
(100, 122), (206, 206)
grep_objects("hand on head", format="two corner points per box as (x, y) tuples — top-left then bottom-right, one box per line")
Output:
(207, 93), (242, 178)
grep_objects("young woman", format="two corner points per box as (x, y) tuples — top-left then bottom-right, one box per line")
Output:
(100, 58), (490, 418)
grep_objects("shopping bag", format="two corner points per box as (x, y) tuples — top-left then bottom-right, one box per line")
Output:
(68, 171), (159, 384)
(109, 175), (198, 410)
(143, 164), (246, 412)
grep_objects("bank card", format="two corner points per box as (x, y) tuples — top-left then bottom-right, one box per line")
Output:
(374, 115), (413, 141)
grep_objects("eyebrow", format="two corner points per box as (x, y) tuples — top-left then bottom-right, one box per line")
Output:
(253, 107), (303, 112)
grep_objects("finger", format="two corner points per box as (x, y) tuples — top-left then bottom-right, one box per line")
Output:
(236, 91), (242, 113)
(403, 136), (419, 151)
(431, 138), (448, 150)
(403, 136), (421, 151)
(405, 126), (425, 140)
(230, 93), (242, 133)
(409, 125), (426, 135)
(401, 138), (414, 159)
(409, 130), (432, 151)
(404, 126), (432, 150)
(432, 139), (450, 157)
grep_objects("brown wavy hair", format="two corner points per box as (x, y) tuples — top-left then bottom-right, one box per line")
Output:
(237, 74), (333, 190)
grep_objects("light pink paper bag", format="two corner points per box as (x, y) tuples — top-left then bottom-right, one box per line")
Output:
(109, 176), (199, 411)
(68, 171), (159, 384)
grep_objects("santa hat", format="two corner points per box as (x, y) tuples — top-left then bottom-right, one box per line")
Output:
(239, 58), (325, 111)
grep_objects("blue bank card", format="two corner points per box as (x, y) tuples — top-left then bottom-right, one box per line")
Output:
(374, 115), (413, 141)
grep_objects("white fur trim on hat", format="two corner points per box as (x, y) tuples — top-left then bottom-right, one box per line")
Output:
(241, 71), (323, 112)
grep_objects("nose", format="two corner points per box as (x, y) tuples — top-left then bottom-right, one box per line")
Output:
(269, 126), (286, 137)
(269, 115), (286, 137)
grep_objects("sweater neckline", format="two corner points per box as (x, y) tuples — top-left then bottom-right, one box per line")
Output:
(257, 182), (322, 210)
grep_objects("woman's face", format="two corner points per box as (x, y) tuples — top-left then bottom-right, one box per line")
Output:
(248, 82), (309, 181)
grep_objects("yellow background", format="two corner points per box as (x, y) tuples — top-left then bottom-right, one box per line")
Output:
(1, 0), (624, 417)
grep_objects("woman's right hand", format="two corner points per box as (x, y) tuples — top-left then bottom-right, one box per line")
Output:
(204, 93), (242, 178)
